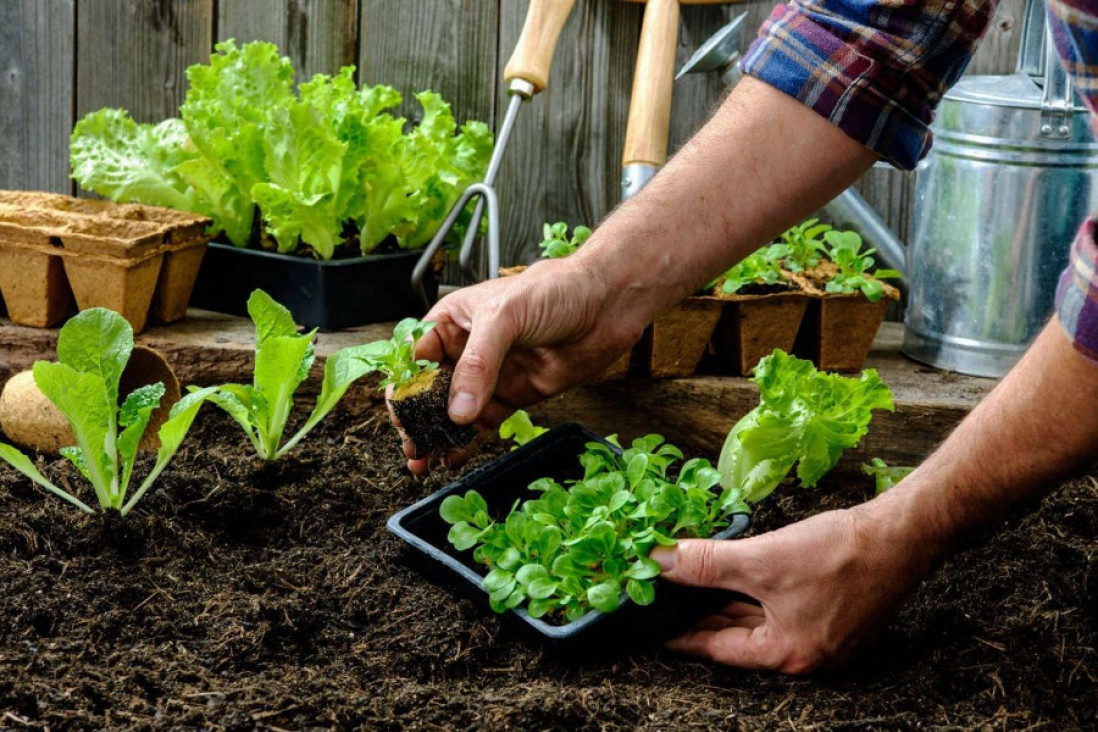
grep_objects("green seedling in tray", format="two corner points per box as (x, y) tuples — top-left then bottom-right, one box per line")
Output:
(822, 230), (902, 302)
(538, 222), (592, 259)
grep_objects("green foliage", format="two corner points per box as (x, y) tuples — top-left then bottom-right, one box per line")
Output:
(70, 40), (493, 259)
(822, 230), (902, 302)
(778, 218), (833, 272)
(358, 318), (439, 390)
(203, 290), (383, 460)
(499, 410), (548, 450)
(714, 243), (789, 295)
(861, 458), (914, 495)
(441, 435), (748, 623)
(538, 222), (592, 259)
(717, 350), (894, 504)
(0, 309), (211, 514)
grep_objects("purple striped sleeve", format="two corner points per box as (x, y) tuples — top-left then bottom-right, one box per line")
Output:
(739, 1), (996, 170)
(1056, 218), (1098, 361)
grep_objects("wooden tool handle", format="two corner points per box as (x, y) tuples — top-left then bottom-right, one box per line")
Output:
(623, 0), (680, 167)
(504, 0), (577, 94)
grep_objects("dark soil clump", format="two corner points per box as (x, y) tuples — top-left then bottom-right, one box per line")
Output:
(390, 369), (476, 459)
(1, 405), (1096, 729)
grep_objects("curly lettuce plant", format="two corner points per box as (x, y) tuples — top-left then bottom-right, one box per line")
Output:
(0, 309), (213, 514)
(202, 290), (385, 460)
(862, 458), (914, 495)
(821, 230), (902, 302)
(718, 350), (895, 504)
(71, 40), (493, 259)
(442, 434), (748, 622)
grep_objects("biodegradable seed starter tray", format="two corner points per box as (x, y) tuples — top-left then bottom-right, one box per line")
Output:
(0, 191), (211, 332)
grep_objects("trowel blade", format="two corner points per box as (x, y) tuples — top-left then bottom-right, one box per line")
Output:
(676, 12), (748, 80)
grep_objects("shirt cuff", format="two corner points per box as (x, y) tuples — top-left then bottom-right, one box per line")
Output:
(1055, 217), (1098, 362)
(739, 1), (992, 171)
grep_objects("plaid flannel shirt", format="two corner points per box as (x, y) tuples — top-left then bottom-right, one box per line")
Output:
(741, 0), (1098, 362)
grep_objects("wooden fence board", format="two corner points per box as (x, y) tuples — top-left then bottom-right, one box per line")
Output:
(216, 0), (358, 83)
(75, 0), (214, 126)
(0, 0), (76, 194)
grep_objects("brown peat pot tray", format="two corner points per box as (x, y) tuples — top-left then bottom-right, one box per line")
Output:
(710, 287), (809, 376)
(645, 296), (724, 378)
(793, 267), (901, 372)
(0, 191), (211, 332)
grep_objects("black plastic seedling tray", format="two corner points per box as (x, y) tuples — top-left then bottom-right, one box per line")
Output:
(190, 242), (438, 330)
(387, 422), (751, 656)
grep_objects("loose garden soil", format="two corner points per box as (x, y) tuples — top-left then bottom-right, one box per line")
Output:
(1, 397), (1095, 729)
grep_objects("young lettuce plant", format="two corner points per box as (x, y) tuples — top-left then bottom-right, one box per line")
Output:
(717, 349), (895, 504)
(862, 458), (915, 495)
(498, 410), (548, 450)
(822, 230), (902, 302)
(375, 318), (476, 458)
(203, 289), (384, 460)
(441, 434), (747, 622)
(538, 222), (592, 259)
(714, 243), (790, 295)
(0, 308), (213, 515)
(779, 218), (832, 272)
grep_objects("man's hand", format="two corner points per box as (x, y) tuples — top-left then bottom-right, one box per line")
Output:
(400, 256), (645, 472)
(417, 257), (645, 418)
(652, 499), (934, 674)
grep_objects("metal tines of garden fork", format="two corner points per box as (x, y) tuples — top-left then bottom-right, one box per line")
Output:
(411, 80), (534, 309)
(411, 0), (577, 310)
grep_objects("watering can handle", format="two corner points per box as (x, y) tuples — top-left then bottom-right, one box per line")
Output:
(1040, 19), (1075, 139)
(504, 0), (577, 94)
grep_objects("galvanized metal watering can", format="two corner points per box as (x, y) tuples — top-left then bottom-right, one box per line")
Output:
(902, 0), (1098, 377)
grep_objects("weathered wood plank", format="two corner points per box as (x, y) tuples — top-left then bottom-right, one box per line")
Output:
(75, 0), (214, 126)
(0, 0), (76, 194)
(495, 0), (642, 269)
(216, 0), (358, 83)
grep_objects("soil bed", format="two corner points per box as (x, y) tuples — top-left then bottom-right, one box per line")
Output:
(1, 403), (1096, 729)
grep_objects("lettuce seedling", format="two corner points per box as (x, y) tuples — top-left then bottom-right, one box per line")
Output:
(714, 243), (789, 295)
(0, 309), (213, 515)
(360, 318), (438, 389)
(718, 350), (894, 504)
(203, 290), (384, 460)
(779, 218), (832, 272)
(373, 319), (477, 458)
(442, 434), (747, 622)
(862, 458), (914, 494)
(498, 410), (548, 450)
(822, 230), (902, 302)
(538, 222), (591, 259)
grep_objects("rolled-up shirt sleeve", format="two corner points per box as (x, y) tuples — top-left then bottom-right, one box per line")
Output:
(739, 0), (997, 170)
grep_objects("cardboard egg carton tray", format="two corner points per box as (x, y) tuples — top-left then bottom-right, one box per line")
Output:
(0, 191), (212, 333)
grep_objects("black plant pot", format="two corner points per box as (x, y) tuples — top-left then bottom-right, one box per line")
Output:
(387, 422), (751, 657)
(189, 241), (439, 330)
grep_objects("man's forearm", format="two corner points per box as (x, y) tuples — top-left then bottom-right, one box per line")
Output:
(569, 77), (878, 331)
(872, 318), (1098, 567)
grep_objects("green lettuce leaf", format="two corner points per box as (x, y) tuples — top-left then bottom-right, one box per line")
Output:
(718, 350), (894, 503)
(70, 109), (200, 212)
